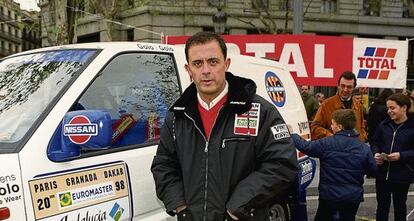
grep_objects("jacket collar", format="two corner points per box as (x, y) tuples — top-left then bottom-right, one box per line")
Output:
(383, 116), (414, 128)
(335, 129), (359, 137)
(171, 72), (256, 116)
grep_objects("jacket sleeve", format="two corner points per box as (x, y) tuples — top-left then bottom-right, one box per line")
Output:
(399, 149), (414, 164)
(226, 105), (298, 220)
(291, 133), (326, 158)
(151, 113), (185, 216)
(365, 148), (377, 176)
(311, 103), (333, 139)
(370, 122), (384, 154)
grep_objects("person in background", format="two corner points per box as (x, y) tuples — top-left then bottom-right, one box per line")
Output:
(151, 31), (298, 221)
(367, 89), (394, 145)
(311, 71), (367, 141)
(371, 93), (414, 221)
(352, 89), (368, 126)
(315, 92), (325, 105)
(300, 85), (319, 121)
(292, 109), (376, 221)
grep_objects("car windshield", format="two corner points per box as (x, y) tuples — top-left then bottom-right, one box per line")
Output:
(0, 49), (97, 148)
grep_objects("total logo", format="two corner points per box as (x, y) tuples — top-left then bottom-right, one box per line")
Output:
(64, 115), (98, 145)
(357, 47), (397, 80)
(265, 71), (286, 107)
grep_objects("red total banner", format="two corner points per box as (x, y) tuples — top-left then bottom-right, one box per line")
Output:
(166, 34), (407, 88)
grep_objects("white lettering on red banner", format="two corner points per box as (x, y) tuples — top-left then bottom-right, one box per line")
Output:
(167, 35), (407, 88)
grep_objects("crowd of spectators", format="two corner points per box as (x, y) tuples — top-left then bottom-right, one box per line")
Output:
(298, 71), (414, 221)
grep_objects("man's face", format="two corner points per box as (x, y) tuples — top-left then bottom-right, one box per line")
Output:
(301, 86), (309, 97)
(337, 78), (355, 101)
(317, 95), (324, 103)
(185, 40), (230, 102)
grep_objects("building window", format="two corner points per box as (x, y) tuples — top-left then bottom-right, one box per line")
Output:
(321, 0), (337, 13)
(15, 45), (18, 52)
(363, 0), (380, 16)
(9, 43), (12, 51)
(279, 0), (292, 11)
(77, 32), (100, 43)
(252, 0), (269, 10)
(128, 0), (134, 7)
(0, 7), (3, 15)
(0, 41), (3, 49)
(7, 10), (11, 18)
(126, 29), (134, 41)
(403, 3), (413, 18)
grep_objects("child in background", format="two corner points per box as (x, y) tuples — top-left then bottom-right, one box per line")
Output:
(291, 109), (376, 221)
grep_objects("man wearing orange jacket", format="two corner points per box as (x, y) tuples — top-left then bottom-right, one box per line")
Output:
(311, 71), (367, 142)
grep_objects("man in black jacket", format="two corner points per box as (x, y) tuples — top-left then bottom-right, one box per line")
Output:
(151, 32), (298, 221)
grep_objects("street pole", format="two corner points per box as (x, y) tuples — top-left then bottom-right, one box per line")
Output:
(293, 0), (303, 34)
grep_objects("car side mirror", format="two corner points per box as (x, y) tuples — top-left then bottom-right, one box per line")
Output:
(48, 110), (112, 162)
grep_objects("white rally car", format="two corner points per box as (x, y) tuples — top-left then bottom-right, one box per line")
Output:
(0, 42), (314, 221)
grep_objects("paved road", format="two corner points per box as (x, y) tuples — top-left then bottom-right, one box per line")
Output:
(305, 159), (414, 220)
(305, 192), (414, 221)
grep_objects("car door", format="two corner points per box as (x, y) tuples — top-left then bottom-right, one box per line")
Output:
(18, 50), (181, 221)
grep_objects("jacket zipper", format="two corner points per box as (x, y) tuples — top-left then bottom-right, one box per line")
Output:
(184, 107), (222, 221)
(222, 137), (250, 148)
(386, 123), (404, 180)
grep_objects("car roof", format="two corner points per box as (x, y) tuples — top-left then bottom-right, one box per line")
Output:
(6, 42), (174, 58)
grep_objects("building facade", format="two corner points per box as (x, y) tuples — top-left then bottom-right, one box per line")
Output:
(0, 0), (21, 57)
(21, 10), (41, 52)
(39, 0), (414, 88)
(0, 0), (41, 58)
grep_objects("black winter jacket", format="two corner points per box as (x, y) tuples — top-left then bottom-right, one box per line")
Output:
(292, 130), (376, 202)
(151, 72), (298, 221)
(371, 117), (414, 183)
(367, 101), (389, 143)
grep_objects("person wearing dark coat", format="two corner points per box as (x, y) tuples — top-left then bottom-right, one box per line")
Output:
(151, 32), (298, 221)
(371, 93), (414, 221)
(367, 89), (394, 144)
(292, 109), (376, 221)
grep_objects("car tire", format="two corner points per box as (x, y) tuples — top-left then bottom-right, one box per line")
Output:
(269, 203), (292, 221)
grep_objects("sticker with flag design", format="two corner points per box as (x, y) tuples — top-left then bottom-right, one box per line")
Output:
(234, 103), (260, 136)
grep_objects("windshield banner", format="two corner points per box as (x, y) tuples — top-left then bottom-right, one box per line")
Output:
(166, 34), (408, 88)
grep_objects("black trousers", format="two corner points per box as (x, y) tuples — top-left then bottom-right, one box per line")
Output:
(314, 199), (360, 221)
(376, 179), (410, 221)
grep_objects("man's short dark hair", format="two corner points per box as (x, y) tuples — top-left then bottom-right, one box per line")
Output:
(338, 71), (357, 88)
(332, 109), (356, 130)
(185, 31), (227, 62)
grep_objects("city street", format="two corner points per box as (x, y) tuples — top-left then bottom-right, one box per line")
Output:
(305, 159), (414, 220)
(306, 192), (414, 221)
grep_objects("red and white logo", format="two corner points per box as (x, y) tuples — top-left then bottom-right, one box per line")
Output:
(63, 115), (98, 145)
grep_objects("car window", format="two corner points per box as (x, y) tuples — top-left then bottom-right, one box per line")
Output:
(0, 49), (98, 151)
(77, 52), (180, 148)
